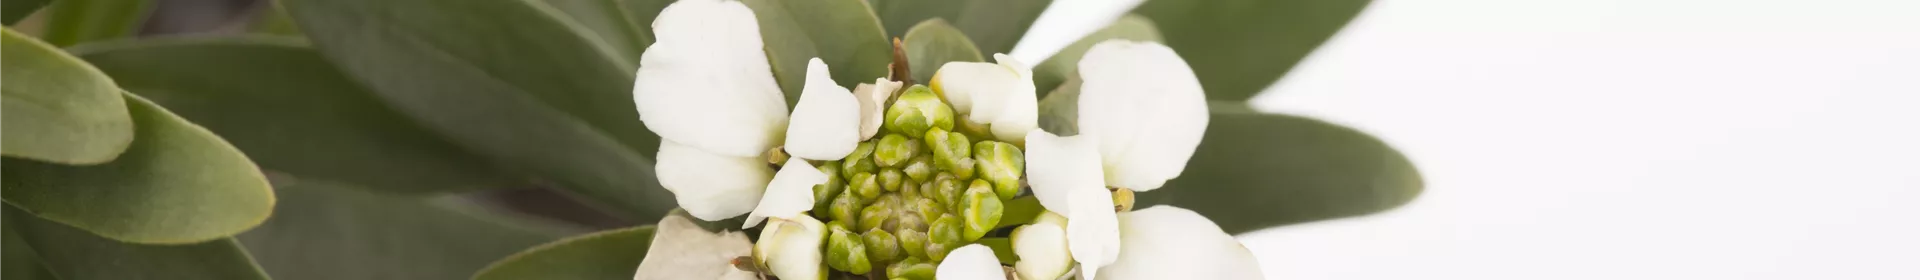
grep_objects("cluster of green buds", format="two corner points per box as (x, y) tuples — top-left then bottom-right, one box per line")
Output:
(779, 84), (1025, 279)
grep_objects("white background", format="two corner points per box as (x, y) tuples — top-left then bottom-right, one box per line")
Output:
(1013, 0), (1920, 279)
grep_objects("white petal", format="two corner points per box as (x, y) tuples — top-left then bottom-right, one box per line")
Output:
(932, 54), (1038, 140)
(1074, 40), (1209, 191)
(757, 216), (828, 280)
(656, 141), (772, 221)
(784, 58), (862, 160)
(853, 78), (902, 141)
(633, 214), (757, 280)
(634, 0), (788, 157)
(987, 54), (1039, 142)
(744, 158), (828, 228)
(936, 244), (1007, 280)
(1066, 187), (1120, 280)
(1012, 223), (1072, 280)
(1097, 206), (1263, 280)
(1024, 130), (1107, 214)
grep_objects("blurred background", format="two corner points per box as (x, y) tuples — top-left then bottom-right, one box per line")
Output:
(15, 0), (1920, 279)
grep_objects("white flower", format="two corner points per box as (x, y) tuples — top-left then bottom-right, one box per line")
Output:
(936, 244), (1008, 280)
(1019, 40), (1223, 279)
(633, 0), (868, 222)
(931, 54), (1040, 143)
(1097, 206), (1264, 280)
(1011, 212), (1071, 280)
(753, 215), (828, 280)
(743, 157), (828, 228)
(852, 78), (902, 141)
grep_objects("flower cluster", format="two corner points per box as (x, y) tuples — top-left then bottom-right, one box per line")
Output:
(632, 0), (1261, 279)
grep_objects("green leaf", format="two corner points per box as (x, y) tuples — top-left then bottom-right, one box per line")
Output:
(0, 27), (132, 164)
(282, 0), (677, 220)
(237, 178), (570, 280)
(473, 226), (656, 280)
(40, 0), (152, 46)
(902, 18), (982, 84)
(742, 0), (892, 103)
(1133, 0), (1371, 100)
(612, 0), (672, 44)
(543, 0), (649, 68)
(247, 2), (303, 36)
(2, 93), (275, 244)
(2, 224), (57, 280)
(72, 37), (517, 194)
(1140, 105), (1422, 233)
(867, 0), (1053, 54)
(3, 205), (272, 280)
(1, 0), (52, 24)
(1032, 14), (1161, 97)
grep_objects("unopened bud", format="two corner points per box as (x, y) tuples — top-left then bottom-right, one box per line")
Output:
(829, 190), (864, 228)
(826, 224), (872, 274)
(929, 214), (964, 249)
(931, 173), (962, 207)
(1112, 187), (1136, 212)
(874, 134), (920, 167)
(959, 186), (1004, 241)
(894, 209), (928, 232)
(914, 198), (946, 226)
(850, 172), (881, 200)
(897, 229), (930, 259)
(812, 162), (845, 215)
(841, 142), (878, 178)
(972, 141), (1024, 200)
(755, 216), (826, 280)
(922, 128), (972, 173)
(879, 168), (906, 192)
(902, 154), (935, 182)
(859, 198), (893, 233)
(924, 242), (953, 262)
(863, 228), (903, 263)
(887, 258), (937, 280)
(884, 85), (956, 137)
(950, 157), (977, 181)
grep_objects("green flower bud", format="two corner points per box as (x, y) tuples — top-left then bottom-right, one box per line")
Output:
(929, 214), (964, 248)
(829, 189), (865, 228)
(914, 198), (945, 226)
(813, 161), (845, 215)
(851, 172), (882, 200)
(951, 157), (977, 181)
(874, 134), (920, 167)
(973, 141), (1025, 200)
(895, 209), (929, 233)
(924, 242), (953, 262)
(863, 228), (902, 263)
(827, 224), (872, 274)
(900, 176), (923, 199)
(859, 198), (893, 233)
(897, 229), (930, 259)
(922, 128), (972, 173)
(959, 186), (1004, 241)
(884, 85), (956, 137)
(903, 154), (934, 182)
(936, 175), (969, 212)
(930, 173), (960, 207)
(842, 142), (878, 178)
(887, 258), (936, 280)
(961, 179), (992, 213)
(879, 168), (906, 192)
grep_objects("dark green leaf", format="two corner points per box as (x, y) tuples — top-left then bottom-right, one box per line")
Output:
(246, 2), (302, 36)
(0, 27), (132, 164)
(473, 226), (656, 280)
(4, 205), (272, 280)
(744, 0), (892, 102)
(995, 195), (1041, 228)
(1139, 105), (1422, 233)
(73, 37), (517, 194)
(2, 224), (57, 280)
(867, 0), (1053, 54)
(1134, 0), (1371, 100)
(40, 0), (151, 46)
(1, 0), (52, 24)
(1032, 14), (1161, 97)
(975, 237), (1017, 264)
(902, 18), (982, 84)
(612, 0), (672, 44)
(282, 0), (676, 220)
(544, 0), (649, 68)
(2, 93), (274, 244)
(238, 178), (570, 280)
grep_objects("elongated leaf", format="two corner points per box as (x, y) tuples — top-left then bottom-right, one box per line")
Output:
(2, 93), (274, 244)
(282, 0), (676, 220)
(1, 0), (52, 24)
(1032, 14), (1161, 96)
(613, 0), (672, 44)
(1134, 0), (1371, 100)
(474, 226), (656, 280)
(2, 225), (56, 280)
(247, 2), (303, 36)
(902, 18), (982, 84)
(544, 0), (649, 68)
(238, 178), (569, 280)
(4, 205), (272, 280)
(1141, 105), (1422, 233)
(73, 37), (517, 194)
(867, 0), (1053, 54)
(40, 0), (152, 46)
(1, 27), (132, 164)
(743, 0), (892, 102)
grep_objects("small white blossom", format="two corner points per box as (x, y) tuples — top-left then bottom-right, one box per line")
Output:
(754, 215), (828, 280)
(1075, 40), (1209, 192)
(932, 54), (1039, 142)
(1097, 206), (1264, 280)
(935, 244), (1008, 280)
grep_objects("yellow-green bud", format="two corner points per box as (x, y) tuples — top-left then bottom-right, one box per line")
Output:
(914, 197), (946, 226)
(929, 214), (963, 248)
(930, 173), (960, 207)
(884, 85), (956, 137)
(972, 141), (1025, 200)
(902, 154), (935, 182)
(961, 179), (992, 213)
(951, 157), (977, 181)
(894, 209), (928, 232)
(924, 242), (953, 262)
(1113, 187), (1136, 212)
(813, 162), (845, 215)
(923, 128), (971, 171)
(897, 229), (930, 259)
(887, 258), (936, 280)
(859, 198), (892, 233)
(959, 186), (1004, 241)
(879, 168), (906, 192)
(842, 142), (878, 178)
(829, 190), (864, 228)
(863, 228), (902, 263)
(874, 134), (919, 167)
(827, 224), (871, 274)
(851, 172), (882, 200)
